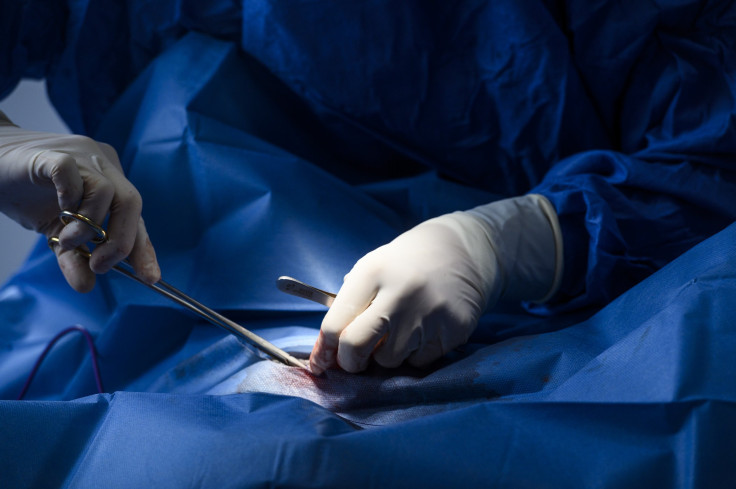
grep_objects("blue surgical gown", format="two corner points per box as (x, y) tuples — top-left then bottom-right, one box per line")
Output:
(1, 1), (736, 488)
(2, 0), (735, 311)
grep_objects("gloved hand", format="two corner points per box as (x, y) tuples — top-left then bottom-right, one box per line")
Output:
(0, 111), (160, 292)
(309, 194), (563, 374)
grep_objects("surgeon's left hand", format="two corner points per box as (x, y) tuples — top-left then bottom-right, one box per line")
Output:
(310, 194), (563, 374)
(0, 111), (160, 292)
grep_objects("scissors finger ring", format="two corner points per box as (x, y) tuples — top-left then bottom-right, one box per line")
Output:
(59, 210), (107, 244)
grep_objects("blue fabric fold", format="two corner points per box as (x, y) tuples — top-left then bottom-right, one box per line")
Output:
(3, 0), (735, 309)
(1, 3), (736, 487)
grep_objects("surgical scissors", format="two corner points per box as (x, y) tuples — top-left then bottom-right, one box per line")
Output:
(49, 210), (307, 369)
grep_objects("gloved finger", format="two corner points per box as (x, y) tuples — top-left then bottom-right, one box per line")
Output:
(310, 272), (378, 374)
(57, 159), (115, 249)
(309, 331), (336, 375)
(126, 216), (161, 284)
(97, 142), (123, 171)
(31, 150), (84, 212)
(372, 313), (422, 369)
(89, 161), (143, 275)
(406, 337), (445, 368)
(335, 298), (392, 372)
(53, 244), (96, 293)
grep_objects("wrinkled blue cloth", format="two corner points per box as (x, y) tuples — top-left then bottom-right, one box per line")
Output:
(1, 2), (736, 488)
(2, 1), (735, 309)
(2, 177), (736, 488)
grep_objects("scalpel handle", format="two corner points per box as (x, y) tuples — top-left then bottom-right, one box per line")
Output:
(276, 276), (336, 308)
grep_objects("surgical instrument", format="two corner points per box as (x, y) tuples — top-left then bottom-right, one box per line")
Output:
(276, 276), (336, 307)
(50, 210), (307, 369)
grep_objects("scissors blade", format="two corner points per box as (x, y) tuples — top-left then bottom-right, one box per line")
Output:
(50, 211), (307, 369)
(111, 264), (307, 368)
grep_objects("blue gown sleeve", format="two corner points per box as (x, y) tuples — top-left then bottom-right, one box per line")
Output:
(531, 3), (736, 312)
(1, 1), (242, 134)
(0, 1), (66, 99)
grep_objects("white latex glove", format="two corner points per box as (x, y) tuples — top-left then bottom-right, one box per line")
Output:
(309, 194), (563, 374)
(0, 111), (160, 292)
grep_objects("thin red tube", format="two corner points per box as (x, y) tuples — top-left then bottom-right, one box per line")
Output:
(16, 325), (104, 400)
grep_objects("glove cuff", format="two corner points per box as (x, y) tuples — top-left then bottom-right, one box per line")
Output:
(464, 194), (564, 304)
(531, 194), (564, 303)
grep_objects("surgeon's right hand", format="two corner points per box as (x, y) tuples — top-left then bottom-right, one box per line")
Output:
(310, 194), (563, 374)
(0, 111), (160, 292)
